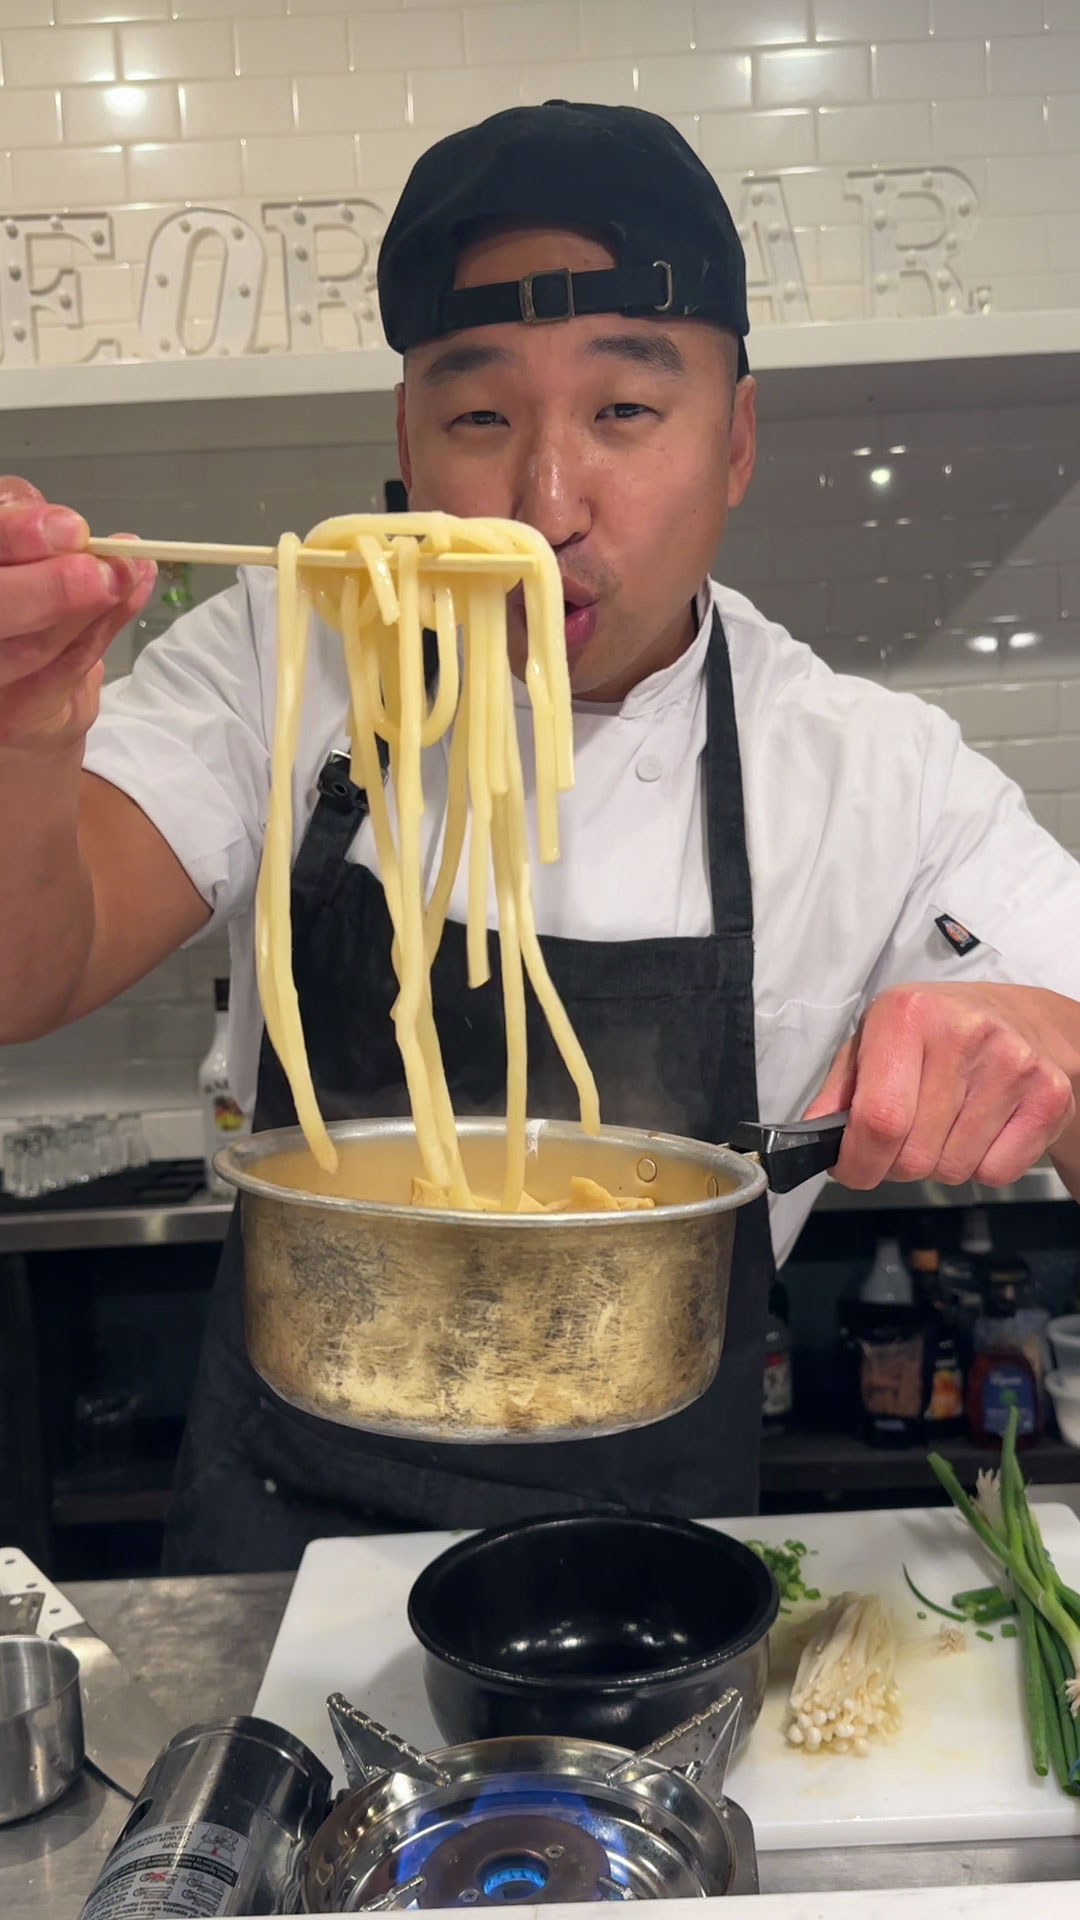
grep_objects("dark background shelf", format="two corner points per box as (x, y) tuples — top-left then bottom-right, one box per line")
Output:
(759, 1428), (1080, 1510)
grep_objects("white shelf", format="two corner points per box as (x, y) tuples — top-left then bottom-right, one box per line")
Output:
(0, 346), (402, 414)
(3, 312), (1079, 457)
(750, 307), (1080, 373)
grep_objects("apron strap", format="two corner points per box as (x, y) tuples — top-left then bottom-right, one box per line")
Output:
(703, 605), (753, 940)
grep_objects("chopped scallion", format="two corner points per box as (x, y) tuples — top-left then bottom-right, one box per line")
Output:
(903, 1565), (966, 1622)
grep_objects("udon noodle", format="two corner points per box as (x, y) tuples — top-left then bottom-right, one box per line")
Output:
(254, 512), (652, 1215)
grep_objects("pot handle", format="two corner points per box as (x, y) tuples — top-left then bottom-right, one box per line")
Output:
(728, 1110), (849, 1196)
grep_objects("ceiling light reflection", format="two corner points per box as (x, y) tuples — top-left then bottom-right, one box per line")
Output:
(103, 86), (147, 120)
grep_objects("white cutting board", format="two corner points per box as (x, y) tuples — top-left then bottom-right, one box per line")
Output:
(254, 1504), (1080, 1852)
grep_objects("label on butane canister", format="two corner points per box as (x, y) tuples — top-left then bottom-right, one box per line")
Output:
(80, 1821), (250, 1919)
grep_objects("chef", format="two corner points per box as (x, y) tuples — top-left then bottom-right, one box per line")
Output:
(2, 103), (1080, 1574)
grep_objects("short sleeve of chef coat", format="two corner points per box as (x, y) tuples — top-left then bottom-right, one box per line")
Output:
(82, 570), (273, 937)
(863, 699), (1080, 1003)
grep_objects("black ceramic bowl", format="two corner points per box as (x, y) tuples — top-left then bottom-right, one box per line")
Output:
(407, 1512), (779, 1754)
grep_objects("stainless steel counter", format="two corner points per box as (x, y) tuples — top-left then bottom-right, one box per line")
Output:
(814, 1161), (1072, 1211)
(0, 1195), (231, 1254)
(3, 1573), (289, 1920)
(4, 1547), (1078, 1918)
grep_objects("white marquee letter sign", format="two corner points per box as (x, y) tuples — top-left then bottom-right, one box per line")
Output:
(140, 208), (266, 359)
(736, 177), (811, 324)
(0, 162), (997, 369)
(0, 214), (118, 368)
(845, 167), (983, 317)
(261, 199), (385, 352)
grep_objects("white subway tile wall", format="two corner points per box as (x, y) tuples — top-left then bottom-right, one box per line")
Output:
(3, 0), (1080, 325)
(2, 0), (1080, 1120)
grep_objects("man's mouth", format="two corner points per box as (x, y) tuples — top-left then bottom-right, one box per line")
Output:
(562, 593), (598, 655)
(508, 579), (598, 657)
(558, 578), (600, 657)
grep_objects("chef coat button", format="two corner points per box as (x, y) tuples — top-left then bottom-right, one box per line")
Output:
(636, 755), (663, 783)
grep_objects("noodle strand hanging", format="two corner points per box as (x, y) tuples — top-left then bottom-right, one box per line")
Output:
(257, 512), (618, 1212)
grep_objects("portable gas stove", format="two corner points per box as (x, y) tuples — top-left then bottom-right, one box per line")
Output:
(303, 1691), (757, 1909)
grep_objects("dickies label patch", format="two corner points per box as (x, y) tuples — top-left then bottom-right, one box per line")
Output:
(935, 912), (981, 956)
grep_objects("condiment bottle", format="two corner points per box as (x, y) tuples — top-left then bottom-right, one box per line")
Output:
(133, 560), (195, 655)
(844, 1242), (925, 1449)
(860, 1238), (914, 1306)
(198, 978), (249, 1198)
(986, 1251), (1049, 1402)
(967, 1276), (1041, 1447)
(913, 1248), (966, 1438)
(762, 1278), (793, 1433)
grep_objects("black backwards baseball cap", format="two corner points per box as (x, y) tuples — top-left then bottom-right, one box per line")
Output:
(378, 100), (750, 378)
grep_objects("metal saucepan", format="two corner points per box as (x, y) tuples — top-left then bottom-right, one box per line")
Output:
(407, 1512), (780, 1753)
(0, 1636), (84, 1825)
(216, 1112), (845, 1444)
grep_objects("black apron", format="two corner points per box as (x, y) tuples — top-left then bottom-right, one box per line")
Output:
(163, 610), (775, 1574)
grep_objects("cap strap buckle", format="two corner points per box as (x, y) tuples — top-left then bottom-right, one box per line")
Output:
(653, 260), (674, 313)
(518, 267), (575, 324)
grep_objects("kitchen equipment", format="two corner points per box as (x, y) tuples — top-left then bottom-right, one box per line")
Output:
(407, 1513), (778, 1752)
(53, 1620), (176, 1799)
(1047, 1313), (1080, 1374)
(1046, 1369), (1080, 1446)
(304, 1688), (755, 1909)
(0, 1545), (177, 1800)
(2, 1111), (150, 1200)
(216, 1112), (845, 1444)
(0, 1635), (83, 1825)
(0, 1592), (44, 1636)
(78, 1715), (331, 1920)
(87, 534), (553, 577)
(253, 1504), (1080, 1852)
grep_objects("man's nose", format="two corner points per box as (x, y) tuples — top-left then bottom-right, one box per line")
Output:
(511, 428), (592, 554)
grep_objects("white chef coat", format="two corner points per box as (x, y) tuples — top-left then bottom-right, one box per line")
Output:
(84, 570), (1080, 1264)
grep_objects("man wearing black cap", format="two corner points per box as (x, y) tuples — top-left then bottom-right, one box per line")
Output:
(3, 105), (1080, 1573)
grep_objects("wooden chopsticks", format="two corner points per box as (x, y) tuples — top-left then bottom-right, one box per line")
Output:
(86, 536), (534, 575)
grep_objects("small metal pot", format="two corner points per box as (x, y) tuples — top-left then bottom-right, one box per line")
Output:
(216, 1112), (844, 1444)
(0, 1636), (83, 1825)
(407, 1513), (779, 1754)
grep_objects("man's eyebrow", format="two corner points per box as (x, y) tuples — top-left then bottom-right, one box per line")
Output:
(582, 332), (687, 374)
(420, 342), (514, 386)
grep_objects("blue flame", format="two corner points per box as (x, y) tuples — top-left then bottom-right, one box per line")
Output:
(392, 1781), (630, 1899)
(481, 1857), (549, 1898)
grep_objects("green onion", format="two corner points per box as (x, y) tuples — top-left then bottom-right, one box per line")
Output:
(952, 1584), (1006, 1609)
(930, 1438), (1080, 1706)
(1032, 1609), (1080, 1793)
(747, 1538), (822, 1610)
(1040, 1631), (1071, 1792)
(1001, 1623), (1019, 1640)
(929, 1409), (1080, 1800)
(976, 1629), (994, 1642)
(903, 1565), (966, 1621)
(970, 1593), (1017, 1625)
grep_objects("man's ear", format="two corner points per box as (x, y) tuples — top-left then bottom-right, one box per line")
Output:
(727, 376), (756, 510)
